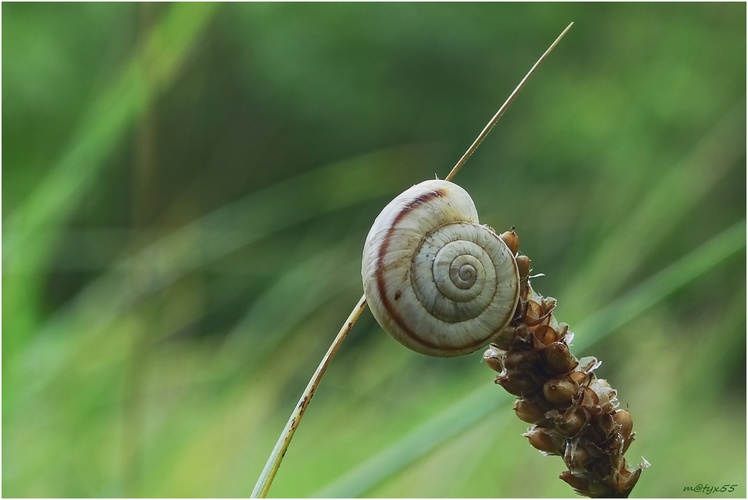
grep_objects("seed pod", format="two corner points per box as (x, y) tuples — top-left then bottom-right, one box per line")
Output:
(578, 356), (601, 374)
(588, 412), (617, 443)
(543, 378), (579, 406)
(493, 326), (518, 350)
(591, 380), (618, 413)
(497, 373), (538, 397)
(525, 300), (544, 325)
(499, 228), (519, 255)
(513, 322), (532, 343)
(614, 409), (635, 453)
(514, 399), (547, 425)
(516, 254), (531, 281)
(559, 470), (590, 493)
(613, 409), (634, 441)
(503, 349), (537, 370)
(565, 442), (593, 468)
(542, 296), (557, 314)
(533, 324), (560, 346)
(568, 370), (590, 386)
(525, 427), (563, 455)
(553, 406), (588, 437)
(579, 387), (600, 407)
(542, 342), (576, 375)
(609, 460), (644, 497)
(483, 347), (504, 373)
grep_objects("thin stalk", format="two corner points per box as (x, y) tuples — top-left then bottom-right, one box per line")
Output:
(252, 22), (573, 497)
(446, 22), (573, 182)
(251, 295), (367, 498)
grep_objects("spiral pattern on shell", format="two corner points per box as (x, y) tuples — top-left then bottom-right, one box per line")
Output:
(362, 179), (520, 357)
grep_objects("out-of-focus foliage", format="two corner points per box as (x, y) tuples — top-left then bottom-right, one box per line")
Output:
(3, 3), (745, 497)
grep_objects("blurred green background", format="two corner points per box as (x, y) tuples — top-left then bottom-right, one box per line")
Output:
(3, 3), (745, 497)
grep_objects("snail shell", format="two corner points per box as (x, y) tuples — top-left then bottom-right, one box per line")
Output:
(361, 179), (520, 357)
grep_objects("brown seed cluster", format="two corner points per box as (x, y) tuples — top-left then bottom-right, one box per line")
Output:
(485, 230), (648, 497)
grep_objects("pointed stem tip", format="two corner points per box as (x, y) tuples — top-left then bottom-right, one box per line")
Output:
(446, 22), (574, 182)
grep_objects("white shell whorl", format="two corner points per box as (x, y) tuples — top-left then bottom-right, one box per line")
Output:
(362, 179), (520, 357)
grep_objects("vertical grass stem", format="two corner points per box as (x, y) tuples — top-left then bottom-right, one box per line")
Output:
(251, 295), (368, 497)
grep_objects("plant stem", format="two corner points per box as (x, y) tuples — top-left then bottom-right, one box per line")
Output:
(445, 22), (573, 182)
(251, 294), (368, 498)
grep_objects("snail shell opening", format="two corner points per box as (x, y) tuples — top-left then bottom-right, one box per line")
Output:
(362, 179), (520, 357)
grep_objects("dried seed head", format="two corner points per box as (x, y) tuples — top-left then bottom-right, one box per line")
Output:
(564, 441), (594, 468)
(543, 378), (579, 406)
(482, 239), (644, 496)
(613, 409), (634, 441)
(589, 413), (617, 443)
(591, 379), (618, 412)
(525, 300), (544, 325)
(613, 409), (635, 453)
(500, 229), (519, 255)
(559, 470), (590, 493)
(585, 479), (614, 498)
(610, 464), (644, 496)
(513, 322), (532, 342)
(516, 254), (531, 280)
(533, 325), (560, 346)
(542, 296), (557, 314)
(578, 356), (602, 373)
(483, 346), (504, 373)
(496, 373), (537, 397)
(568, 370), (590, 386)
(503, 349), (537, 370)
(525, 427), (563, 455)
(541, 342), (575, 375)
(514, 399), (547, 425)
(553, 406), (588, 437)
(606, 432), (625, 455)
(493, 326), (518, 350)
(580, 387), (600, 407)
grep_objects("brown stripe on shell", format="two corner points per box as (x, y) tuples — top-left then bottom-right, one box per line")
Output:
(373, 186), (495, 354)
